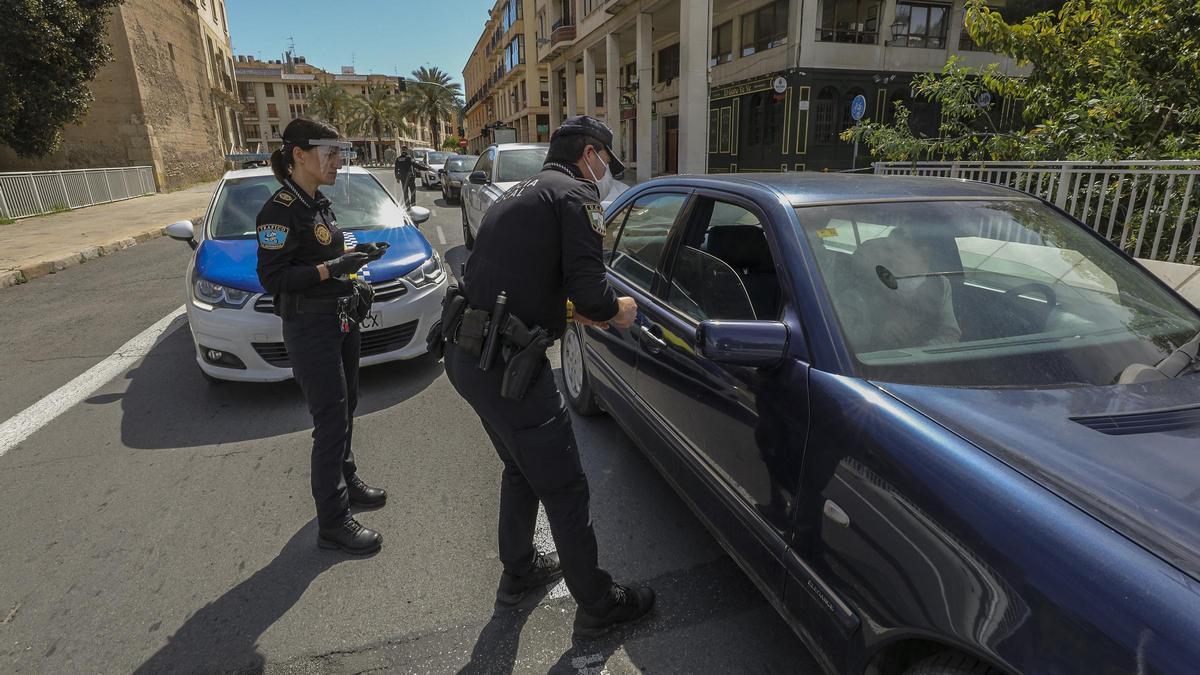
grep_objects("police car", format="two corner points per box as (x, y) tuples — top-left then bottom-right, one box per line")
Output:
(164, 166), (448, 382)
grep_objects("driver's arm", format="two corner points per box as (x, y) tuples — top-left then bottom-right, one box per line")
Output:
(927, 279), (961, 345)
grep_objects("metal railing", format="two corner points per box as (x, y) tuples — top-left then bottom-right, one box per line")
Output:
(874, 160), (1200, 265)
(0, 166), (156, 220)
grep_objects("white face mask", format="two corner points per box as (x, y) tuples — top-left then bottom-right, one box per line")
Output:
(583, 149), (620, 201)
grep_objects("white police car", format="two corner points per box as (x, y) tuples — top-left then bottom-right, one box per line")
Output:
(164, 166), (447, 382)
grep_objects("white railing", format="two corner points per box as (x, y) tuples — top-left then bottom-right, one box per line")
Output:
(0, 166), (157, 220)
(873, 160), (1200, 265)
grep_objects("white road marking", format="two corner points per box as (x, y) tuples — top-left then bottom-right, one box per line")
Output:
(572, 653), (608, 675)
(435, 225), (447, 245)
(534, 504), (570, 599)
(0, 306), (187, 457)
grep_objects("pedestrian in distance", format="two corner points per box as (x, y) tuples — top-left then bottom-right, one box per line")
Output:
(393, 145), (428, 206)
(256, 117), (390, 555)
(432, 115), (655, 639)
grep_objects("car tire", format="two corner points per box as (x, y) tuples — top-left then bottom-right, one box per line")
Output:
(560, 323), (603, 416)
(462, 203), (475, 250)
(903, 653), (1001, 675)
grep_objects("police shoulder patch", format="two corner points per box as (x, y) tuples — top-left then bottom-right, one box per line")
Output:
(584, 202), (605, 236)
(257, 223), (288, 250)
(273, 190), (296, 207)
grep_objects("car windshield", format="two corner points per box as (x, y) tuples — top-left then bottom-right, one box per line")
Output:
(208, 173), (407, 240)
(447, 156), (478, 171)
(495, 147), (548, 183)
(799, 199), (1200, 388)
(427, 152), (449, 164)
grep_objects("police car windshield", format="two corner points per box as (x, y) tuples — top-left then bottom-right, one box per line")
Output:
(800, 199), (1200, 388)
(209, 174), (407, 240)
(495, 148), (549, 183)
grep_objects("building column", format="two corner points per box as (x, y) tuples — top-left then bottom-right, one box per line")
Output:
(565, 58), (578, 117)
(549, 67), (563, 128)
(583, 46), (597, 117)
(636, 12), (653, 182)
(605, 32), (621, 144)
(679, 0), (709, 174)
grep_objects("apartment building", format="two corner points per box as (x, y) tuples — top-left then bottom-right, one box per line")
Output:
(463, 0), (552, 154)
(0, 0), (242, 188)
(235, 55), (446, 162)
(530, 0), (1021, 177)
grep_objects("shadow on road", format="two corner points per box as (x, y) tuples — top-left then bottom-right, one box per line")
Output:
(457, 591), (548, 675)
(134, 520), (359, 674)
(87, 325), (444, 449)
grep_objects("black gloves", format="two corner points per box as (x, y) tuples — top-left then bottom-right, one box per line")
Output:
(354, 242), (390, 260)
(325, 251), (370, 277)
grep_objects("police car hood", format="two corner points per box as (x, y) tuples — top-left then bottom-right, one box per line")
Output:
(876, 376), (1200, 583)
(195, 225), (434, 294)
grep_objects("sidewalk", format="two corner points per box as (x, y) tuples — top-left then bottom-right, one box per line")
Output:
(0, 182), (217, 288)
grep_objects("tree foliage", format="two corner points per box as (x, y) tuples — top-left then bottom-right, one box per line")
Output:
(406, 66), (463, 149)
(844, 0), (1200, 162)
(307, 82), (356, 130)
(348, 85), (410, 147)
(0, 0), (123, 157)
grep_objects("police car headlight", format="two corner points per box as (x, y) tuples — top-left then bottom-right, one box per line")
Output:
(405, 252), (445, 288)
(193, 277), (253, 309)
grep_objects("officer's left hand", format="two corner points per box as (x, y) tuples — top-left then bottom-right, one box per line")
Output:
(354, 242), (389, 259)
(574, 313), (610, 329)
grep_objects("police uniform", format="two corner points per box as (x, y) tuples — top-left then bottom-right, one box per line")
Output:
(393, 153), (428, 205)
(256, 176), (385, 546)
(441, 122), (627, 616)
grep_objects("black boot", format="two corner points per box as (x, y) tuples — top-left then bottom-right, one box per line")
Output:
(347, 475), (387, 508)
(573, 584), (656, 639)
(317, 516), (382, 554)
(496, 551), (564, 605)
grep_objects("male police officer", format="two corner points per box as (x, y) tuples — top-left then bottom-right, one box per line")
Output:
(440, 116), (654, 638)
(393, 146), (428, 206)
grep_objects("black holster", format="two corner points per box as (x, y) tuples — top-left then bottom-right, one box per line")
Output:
(427, 283), (467, 359)
(498, 315), (553, 401)
(350, 279), (374, 323)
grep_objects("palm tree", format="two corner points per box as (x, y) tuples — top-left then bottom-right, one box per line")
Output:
(405, 66), (463, 149)
(307, 82), (354, 131)
(350, 85), (410, 162)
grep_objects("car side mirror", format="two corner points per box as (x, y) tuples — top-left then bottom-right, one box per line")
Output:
(695, 320), (789, 368)
(164, 220), (197, 250)
(407, 205), (431, 225)
(468, 171), (489, 185)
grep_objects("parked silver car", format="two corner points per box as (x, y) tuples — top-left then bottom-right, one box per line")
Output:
(460, 143), (549, 249)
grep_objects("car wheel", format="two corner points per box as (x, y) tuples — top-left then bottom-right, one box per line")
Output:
(441, 184), (448, 202)
(560, 323), (602, 416)
(903, 653), (1001, 675)
(462, 204), (475, 250)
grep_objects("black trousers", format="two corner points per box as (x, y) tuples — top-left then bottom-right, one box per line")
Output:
(397, 174), (416, 205)
(283, 312), (361, 528)
(444, 342), (614, 611)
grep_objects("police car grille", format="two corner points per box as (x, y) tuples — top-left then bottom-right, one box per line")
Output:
(361, 320), (419, 357)
(253, 279), (407, 314)
(251, 320), (420, 367)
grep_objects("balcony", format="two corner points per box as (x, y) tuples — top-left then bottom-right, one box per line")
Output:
(542, 22), (576, 58)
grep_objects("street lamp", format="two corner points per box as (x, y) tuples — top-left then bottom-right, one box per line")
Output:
(889, 18), (908, 45)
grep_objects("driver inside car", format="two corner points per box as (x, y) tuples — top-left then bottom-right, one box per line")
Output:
(844, 228), (962, 351)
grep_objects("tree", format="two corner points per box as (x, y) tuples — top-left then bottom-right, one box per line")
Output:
(442, 135), (462, 150)
(307, 82), (355, 130)
(0, 0), (123, 157)
(405, 66), (463, 150)
(349, 85), (410, 161)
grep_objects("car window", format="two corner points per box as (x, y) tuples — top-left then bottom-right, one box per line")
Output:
(495, 147), (549, 183)
(208, 174), (406, 239)
(427, 152), (449, 164)
(474, 149), (494, 176)
(665, 200), (778, 321)
(609, 193), (688, 292)
(447, 156), (478, 172)
(799, 199), (1200, 387)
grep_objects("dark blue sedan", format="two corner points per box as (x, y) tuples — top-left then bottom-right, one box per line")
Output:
(559, 174), (1200, 675)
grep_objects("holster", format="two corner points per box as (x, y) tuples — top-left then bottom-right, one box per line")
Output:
(275, 292), (294, 319)
(427, 284), (467, 360)
(499, 315), (553, 401)
(350, 279), (374, 323)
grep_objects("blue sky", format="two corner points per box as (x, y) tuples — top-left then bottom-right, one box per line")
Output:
(226, 1), (495, 89)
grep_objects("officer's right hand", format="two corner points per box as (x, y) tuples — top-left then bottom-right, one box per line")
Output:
(610, 296), (638, 329)
(325, 251), (370, 277)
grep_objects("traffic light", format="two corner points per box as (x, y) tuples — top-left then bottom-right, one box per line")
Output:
(397, 77), (407, 93)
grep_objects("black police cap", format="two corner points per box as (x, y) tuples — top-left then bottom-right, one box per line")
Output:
(551, 115), (625, 179)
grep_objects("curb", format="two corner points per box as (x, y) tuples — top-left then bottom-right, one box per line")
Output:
(0, 227), (165, 289)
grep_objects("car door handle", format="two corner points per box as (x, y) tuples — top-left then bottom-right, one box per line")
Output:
(638, 324), (668, 353)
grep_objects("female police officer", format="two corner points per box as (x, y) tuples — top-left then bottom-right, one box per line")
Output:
(257, 118), (389, 555)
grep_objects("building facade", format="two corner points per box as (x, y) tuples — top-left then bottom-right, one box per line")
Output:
(514, 0), (1021, 178)
(463, 0), (552, 154)
(235, 55), (448, 163)
(0, 0), (242, 189)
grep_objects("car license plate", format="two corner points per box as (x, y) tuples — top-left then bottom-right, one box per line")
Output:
(360, 310), (382, 330)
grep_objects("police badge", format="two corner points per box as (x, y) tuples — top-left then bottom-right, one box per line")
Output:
(584, 203), (605, 236)
(314, 223), (333, 246)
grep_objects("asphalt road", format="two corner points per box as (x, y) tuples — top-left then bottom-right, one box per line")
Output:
(0, 171), (819, 674)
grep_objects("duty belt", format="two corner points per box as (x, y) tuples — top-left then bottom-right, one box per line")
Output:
(287, 295), (355, 314)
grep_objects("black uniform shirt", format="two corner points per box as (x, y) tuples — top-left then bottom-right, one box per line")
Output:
(394, 155), (428, 179)
(255, 179), (352, 299)
(464, 162), (619, 338)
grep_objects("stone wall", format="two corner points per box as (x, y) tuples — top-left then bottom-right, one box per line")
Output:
(0, 0), (227, 190)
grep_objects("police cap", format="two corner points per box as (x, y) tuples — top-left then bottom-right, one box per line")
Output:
(551, 115), (625, 179)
